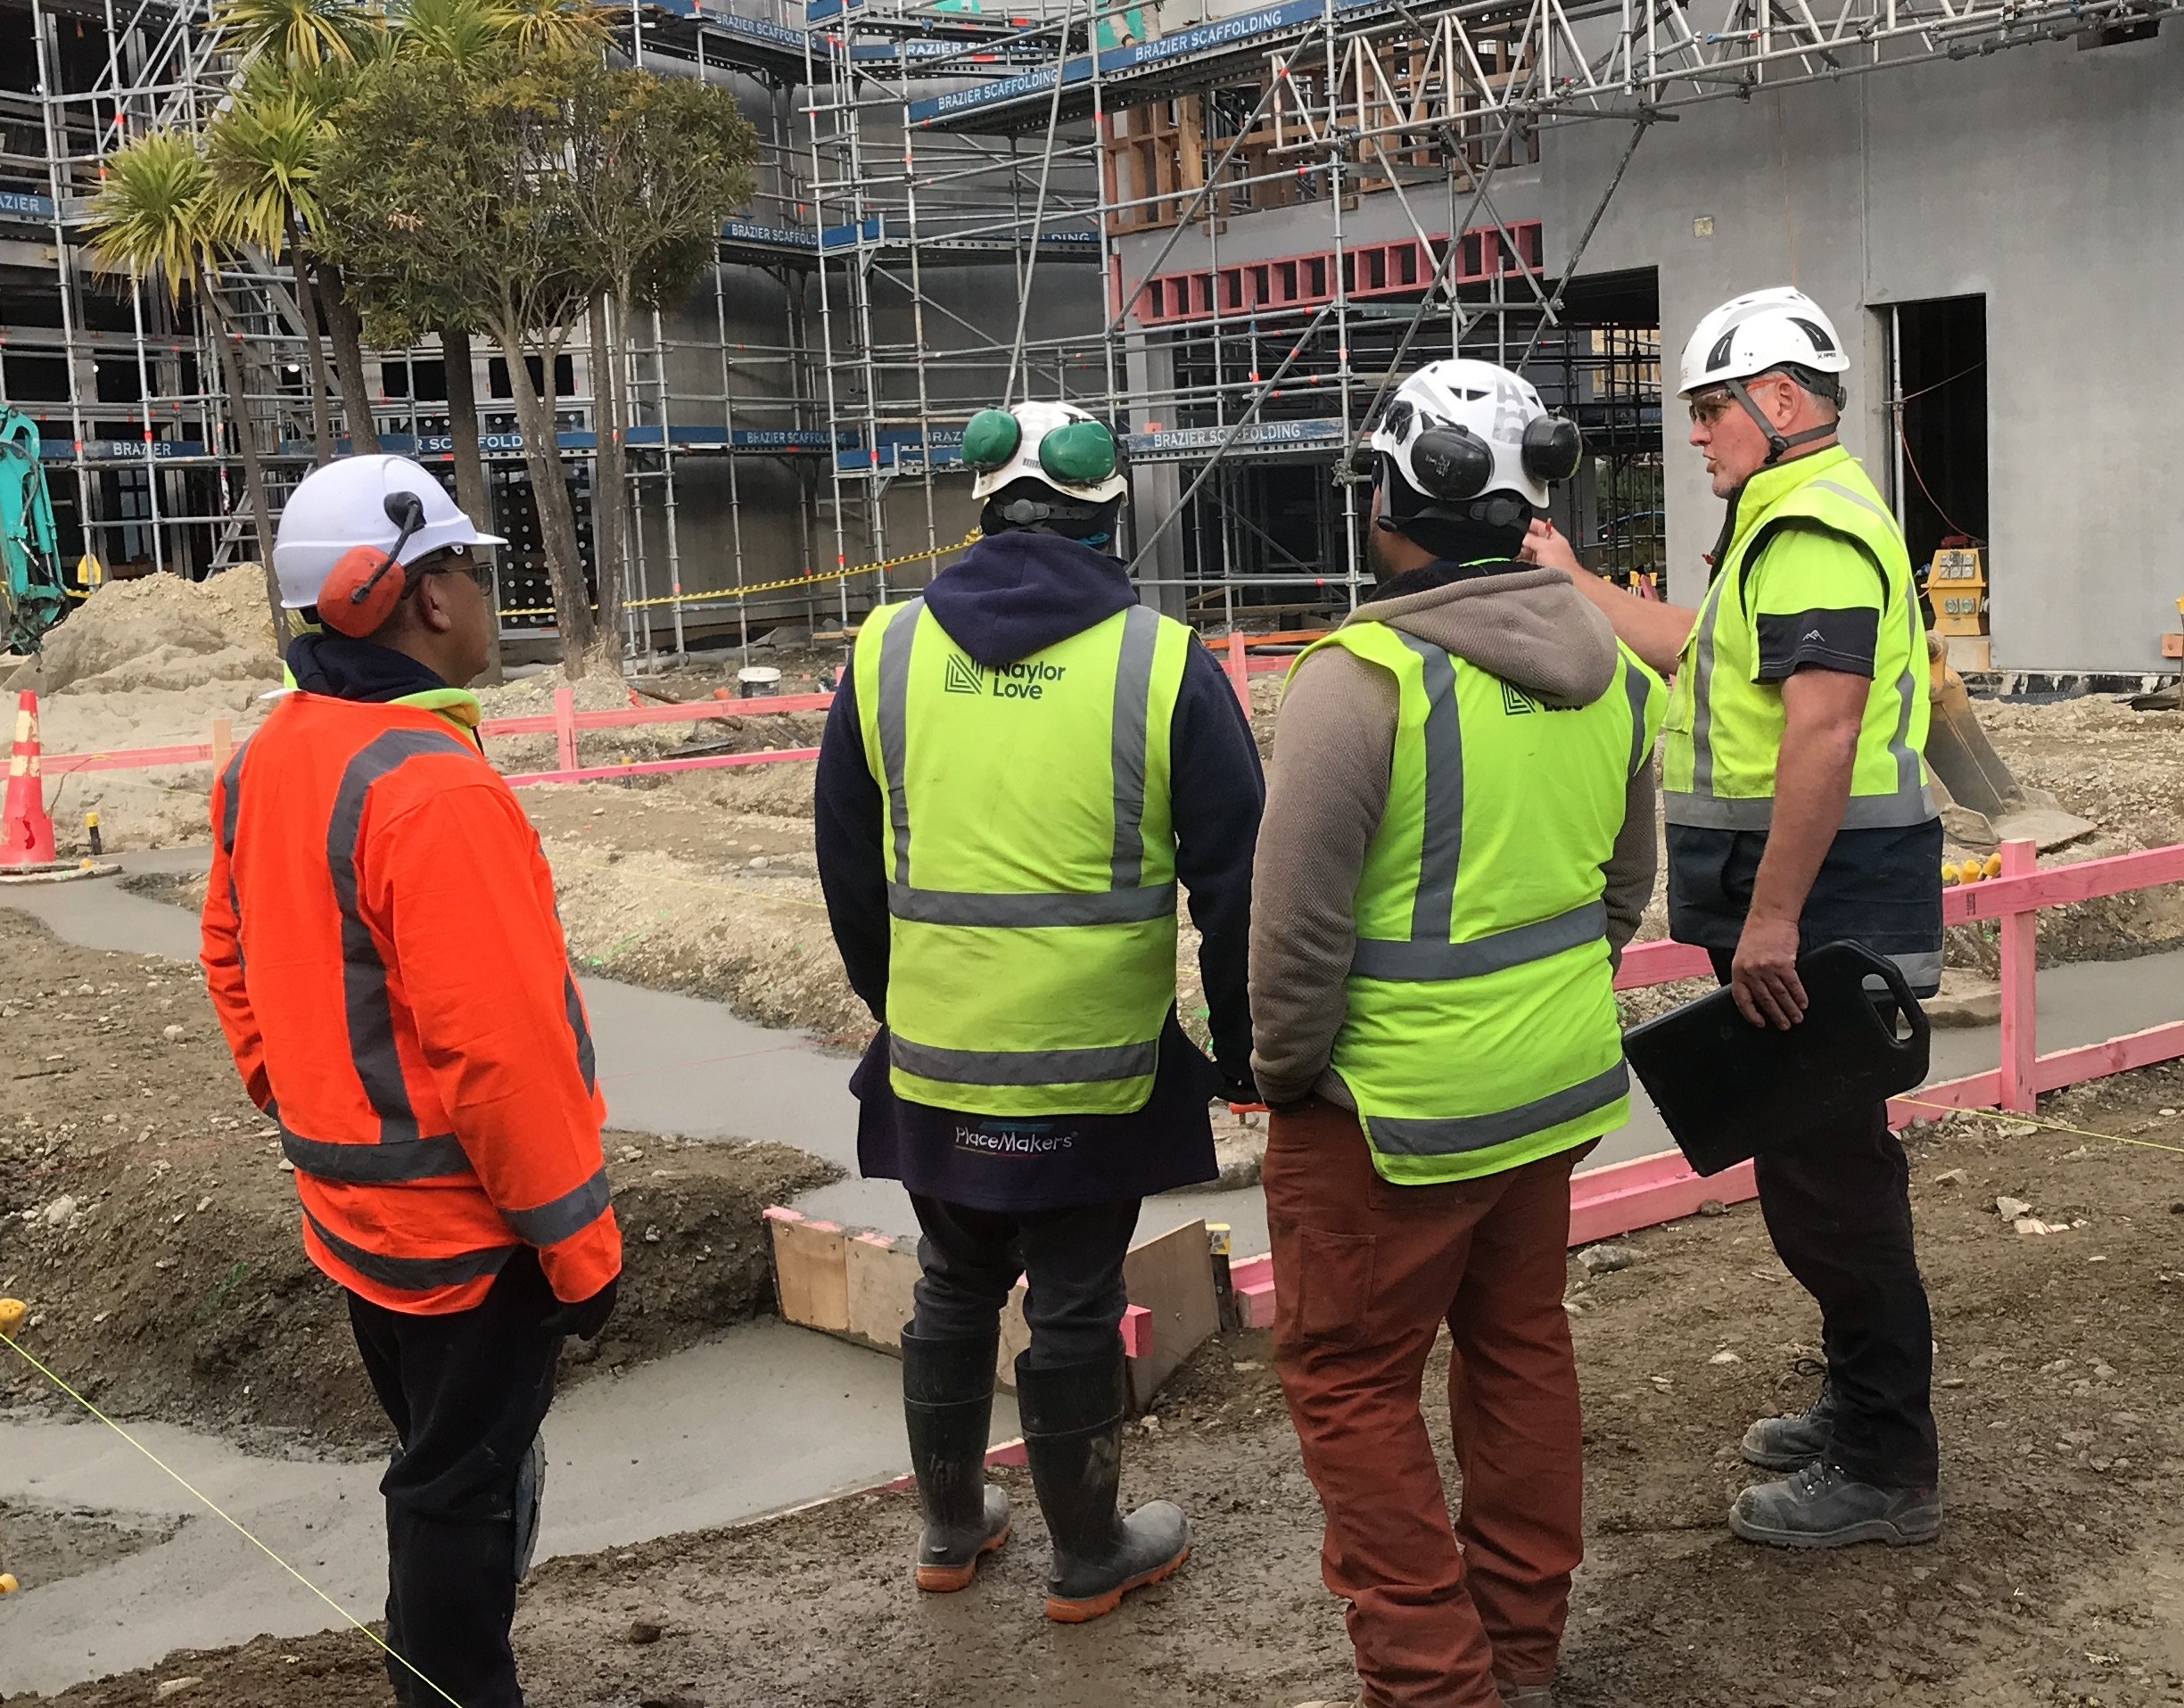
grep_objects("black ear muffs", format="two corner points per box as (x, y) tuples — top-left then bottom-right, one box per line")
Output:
(1407, 425), (1494, 502)
(1521, 415), (1585, 484)
(316, 492), (429, 639)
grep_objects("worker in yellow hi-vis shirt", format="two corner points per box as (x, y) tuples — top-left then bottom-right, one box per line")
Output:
(1531, 287), (1943, 1552)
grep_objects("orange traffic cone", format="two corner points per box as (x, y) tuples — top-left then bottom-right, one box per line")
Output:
(2, 691), (58, 868)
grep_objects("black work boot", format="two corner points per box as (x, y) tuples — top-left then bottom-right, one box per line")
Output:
(902, 1323), (1012, 1591)
(1729, 1461), (1941, 1548)
(1741, 1378), (1839, 1472)
(1015, 1347), (1191, 1622)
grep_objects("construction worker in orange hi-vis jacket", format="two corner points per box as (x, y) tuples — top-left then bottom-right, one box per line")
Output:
(202, 455), (622, 1708)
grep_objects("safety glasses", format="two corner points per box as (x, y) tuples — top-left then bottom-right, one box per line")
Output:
(1685, 389), (1738, 428)
(415, 547), (493, 594)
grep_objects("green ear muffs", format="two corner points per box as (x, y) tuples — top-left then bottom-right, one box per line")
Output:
(1038, 418), (1119, 487)
(961, 408), (1022, 473)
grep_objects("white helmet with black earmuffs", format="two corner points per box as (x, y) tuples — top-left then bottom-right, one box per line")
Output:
(1365, 359), (1584, 533)
(1678, 285), (1850, 466)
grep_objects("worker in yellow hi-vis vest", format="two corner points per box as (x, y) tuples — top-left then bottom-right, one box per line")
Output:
(1251, 359), (1661, 1708)
(814, 400), (1264, 1621)
(1534, 286), (1944, 1552)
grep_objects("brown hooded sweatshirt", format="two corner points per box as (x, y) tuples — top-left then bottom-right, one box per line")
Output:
(1249, 565), (1660, 1110)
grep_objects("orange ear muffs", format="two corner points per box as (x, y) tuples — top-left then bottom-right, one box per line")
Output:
(318, 543), (408, 637)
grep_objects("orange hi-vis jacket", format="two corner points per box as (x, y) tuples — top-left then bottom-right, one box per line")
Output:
(202, 689), (621, 1316)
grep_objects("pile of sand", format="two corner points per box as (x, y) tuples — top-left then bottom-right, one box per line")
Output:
(3, 569), (285, 852)
(5, 566), (281, 698)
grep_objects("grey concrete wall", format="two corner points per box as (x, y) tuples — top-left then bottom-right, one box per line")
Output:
(1540, 29), (2182, 672)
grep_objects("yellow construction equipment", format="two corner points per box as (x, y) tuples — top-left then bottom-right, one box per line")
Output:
(1925, 638), (2095, 851)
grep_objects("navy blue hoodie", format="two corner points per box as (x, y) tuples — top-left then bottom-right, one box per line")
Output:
(813, 530), (1265, 1211)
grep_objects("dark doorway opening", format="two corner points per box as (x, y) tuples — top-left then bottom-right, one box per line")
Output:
(1888, 295), (1988, 573)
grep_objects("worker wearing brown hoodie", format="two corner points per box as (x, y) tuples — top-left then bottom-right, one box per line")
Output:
(1256, 361), (1662, 1708)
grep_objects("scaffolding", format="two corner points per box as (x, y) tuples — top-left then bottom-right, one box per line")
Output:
(3, 0), (2175, 651)
(785, 0), (2178, 627)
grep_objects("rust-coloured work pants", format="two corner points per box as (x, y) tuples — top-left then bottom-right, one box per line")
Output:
(1265, 1099), (1589, 1708)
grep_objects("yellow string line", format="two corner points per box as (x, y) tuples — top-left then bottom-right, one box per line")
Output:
(496, 529), (980, 620)
(0, 1332), (460, 1708)
(1893, 1096), (2184, 1158)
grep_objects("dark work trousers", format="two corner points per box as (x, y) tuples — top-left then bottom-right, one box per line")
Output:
(1710, 950), (1941, 1488)
(348, 1248), (565, 1708)
(908, 1193), (1138, 1369)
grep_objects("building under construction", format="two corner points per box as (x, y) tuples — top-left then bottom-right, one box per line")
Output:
(0, 0), (2176, 669)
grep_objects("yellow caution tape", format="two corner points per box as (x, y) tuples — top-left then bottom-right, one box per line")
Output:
(496, 530), (979, 621)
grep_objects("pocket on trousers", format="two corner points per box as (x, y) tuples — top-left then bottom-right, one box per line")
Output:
(1293, 1227), (1376, 1349)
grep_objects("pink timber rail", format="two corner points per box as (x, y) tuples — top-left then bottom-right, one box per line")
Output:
(44, 686), (832, 788)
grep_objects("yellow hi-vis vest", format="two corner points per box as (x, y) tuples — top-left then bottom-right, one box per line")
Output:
(1662, 449), (1934, 830)
(1299, 619), (1666, 1185)
(852, 595), (1191, 1116)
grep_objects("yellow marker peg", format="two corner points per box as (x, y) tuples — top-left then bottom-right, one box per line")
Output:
(0, 1298), (27, 1340)
(0, 1573), (19, 1596)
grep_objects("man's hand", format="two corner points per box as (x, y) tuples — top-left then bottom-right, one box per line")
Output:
(1735, 665), (1867, 1029)
(542, 1274), (619, 1342)
(1220, 1067), (1265, 1111)
(1521, 518), (1585, 574)
(1730, 912), (1808, 1029)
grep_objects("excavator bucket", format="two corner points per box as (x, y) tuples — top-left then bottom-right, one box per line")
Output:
(1925, 648), (2096, 851)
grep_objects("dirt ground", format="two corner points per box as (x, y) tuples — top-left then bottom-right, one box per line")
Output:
(0, 1502), (180, 1597)
(0, 912), (836, 1451)
(19, 1060), (2184, 1707)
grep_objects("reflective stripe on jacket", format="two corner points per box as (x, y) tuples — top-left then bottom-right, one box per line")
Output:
(1302, 621), (1666, 1185)
(201, 692), (620, 1315)
(852, 595), (1191, 1116)
(1661, 449), (1934, 831)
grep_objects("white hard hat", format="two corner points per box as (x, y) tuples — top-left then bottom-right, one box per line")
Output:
(1370, 358), (1582, 512)
(272, 454), (505, 609)
(1678, 286), (1850, 400)
(962, 400), (1128, 506)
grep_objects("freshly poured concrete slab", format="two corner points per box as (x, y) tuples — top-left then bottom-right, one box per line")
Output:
(0, 850), (207, 962)
(581, 974), (860, 1167)
(0, 1319), (1014, 1697)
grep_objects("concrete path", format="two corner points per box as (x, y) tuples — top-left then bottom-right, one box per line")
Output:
(0, 1320), (1018, 1697)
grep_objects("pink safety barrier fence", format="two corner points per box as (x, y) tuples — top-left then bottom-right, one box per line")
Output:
(45, 687), (832, 788)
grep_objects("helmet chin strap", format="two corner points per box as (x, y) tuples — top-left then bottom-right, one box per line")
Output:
(1724, 376), (1839, 467)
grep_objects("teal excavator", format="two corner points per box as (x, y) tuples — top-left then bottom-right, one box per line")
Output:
(1, 408), (68, 656)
